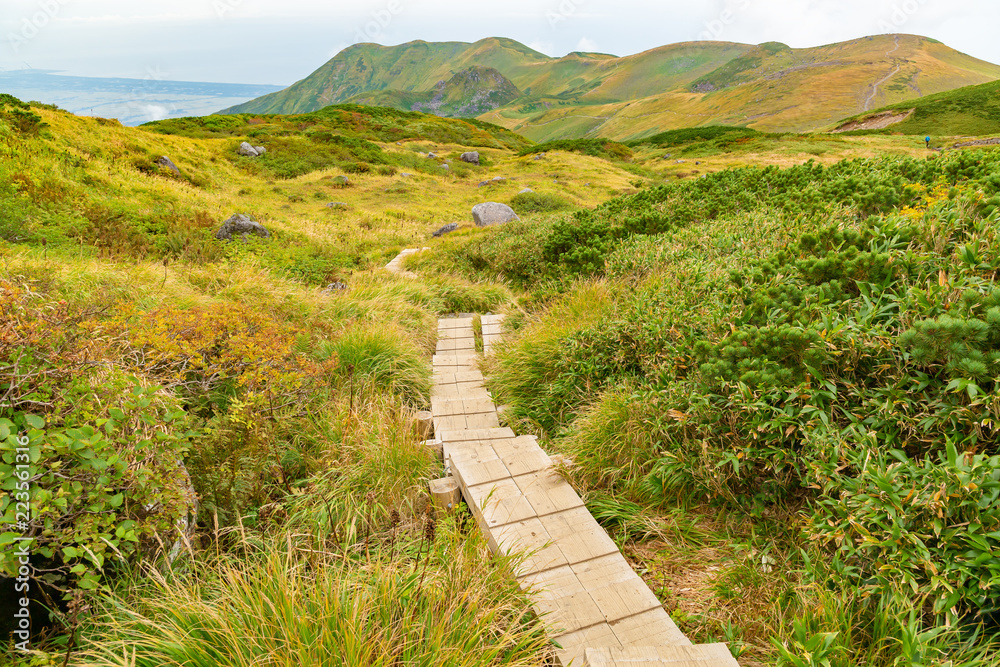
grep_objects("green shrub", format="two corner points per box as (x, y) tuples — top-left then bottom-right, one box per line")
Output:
(518, 138), (632, 161)
(509, 191), (570, 214)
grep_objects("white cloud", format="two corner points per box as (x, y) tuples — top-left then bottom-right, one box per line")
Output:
(1, 0), (998, 84)
(527, 39), (556, 56)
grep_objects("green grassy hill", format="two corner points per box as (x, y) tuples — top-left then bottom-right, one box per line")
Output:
(224, 35), (1000, 141)
(221, 37), (751, 117)
(833, 78), (1000, 136)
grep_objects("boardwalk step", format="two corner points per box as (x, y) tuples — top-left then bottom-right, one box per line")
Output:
(429, 314), (736, 667)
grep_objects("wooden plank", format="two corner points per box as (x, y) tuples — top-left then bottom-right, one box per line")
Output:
(533, 590), (605, 635)
(436, 427), (516, 443)
(514, 470), (586, 517)
(554, 623), (623, 667)
(436, 338), (477, 352)
(432, 369), (485, 384)
(431, 385), (491, 399)
(609, 608), (690, 648)
(587, 644), (739, 665)
(494, 436), (552, 477)
(453, 458), (511, 488)
(464, 412), (501, 430)
(587, 576), (663, 624)
(491, 518), (567, 576)
(571, 553), (637, 589)
(466, 478), (537, 529)
(444, 442), (501, 468)
(438, 317), (474, 330)
(437, 328), (476, 340)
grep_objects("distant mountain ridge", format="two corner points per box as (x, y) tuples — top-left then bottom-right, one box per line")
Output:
(222, 35), (1000, 141)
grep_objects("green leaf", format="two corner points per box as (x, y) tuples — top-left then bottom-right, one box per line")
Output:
(24, 414), (44, 430)
(108, 493), (124, 508)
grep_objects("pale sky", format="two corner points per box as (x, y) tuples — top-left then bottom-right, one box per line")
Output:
(0, 0), (993, 85)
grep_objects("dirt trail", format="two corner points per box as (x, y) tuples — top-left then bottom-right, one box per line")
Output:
(864, 35), (901, 111)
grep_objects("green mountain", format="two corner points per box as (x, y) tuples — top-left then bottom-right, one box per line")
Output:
(345, 66), (521, 117)
(833, 78), (1000, 136)
(223, 35), (1000, 141)
(221, 37), (750, 116)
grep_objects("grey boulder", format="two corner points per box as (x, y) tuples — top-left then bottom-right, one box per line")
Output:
(331, 175), (349, 186)
(432, 222), (459, 237)
(460, 151), (480, 165)
(215, 214), (271, 241)
(472, 202), (519, 227)
(156, 156), (180, 175)
(238, 141), (260, 157)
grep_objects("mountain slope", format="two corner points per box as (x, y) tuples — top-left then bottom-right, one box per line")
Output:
(485, 34), (1000, 140)
(833, 78), (1000, 136)
(223, 34), (1000, 141)
(221, 37), (750, 116)
(346, 66), (522, 117)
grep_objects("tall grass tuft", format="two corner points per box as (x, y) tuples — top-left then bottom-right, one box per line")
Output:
(317, 325), (431, 406)
(74, 527), (550, 667)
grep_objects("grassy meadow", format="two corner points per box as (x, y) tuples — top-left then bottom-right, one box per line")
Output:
(3, 91), (1000, 667)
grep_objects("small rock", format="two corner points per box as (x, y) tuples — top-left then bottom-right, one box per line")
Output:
(214, 214), (270, 242)
(675, 159), (686, 164)
(440, 164), (449, 170)
(156, 156), (180, 175)
(432, 222), (459, 237)
(460, 151), (480, 165)
(326, 202), (349, 209)
(255, 146), (267, 155)
(427, 152), (438, 159)
(322, 281), (348, 293)
(518, 188), (534, 194)
(695, 161), (701, 165)
(472, 202), (520, 227)
(331, 175), (349, 186)
(238, 141), (260, 157)
(400, 172), (415, 178)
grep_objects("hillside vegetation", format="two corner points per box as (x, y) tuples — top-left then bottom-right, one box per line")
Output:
(416, 145), (1000, 665)
(835, 79), (1000, 137)
(224, 35), (1000, 141)
(3, 92), (1000, 666)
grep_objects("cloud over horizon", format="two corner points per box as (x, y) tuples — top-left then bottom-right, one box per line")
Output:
(0, 0), (995, 85)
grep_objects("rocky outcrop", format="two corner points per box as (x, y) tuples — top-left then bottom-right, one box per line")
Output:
(472, 202), (519, 227)
(156, 156), (180, 175)
(215, 214), (271, 241)
(461, 151), (480, 165)
(432, 222), (459, 237)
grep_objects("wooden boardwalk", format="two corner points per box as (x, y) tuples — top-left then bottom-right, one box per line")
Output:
(385, 247), (428, 277)
(429, 315), (739, 667)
